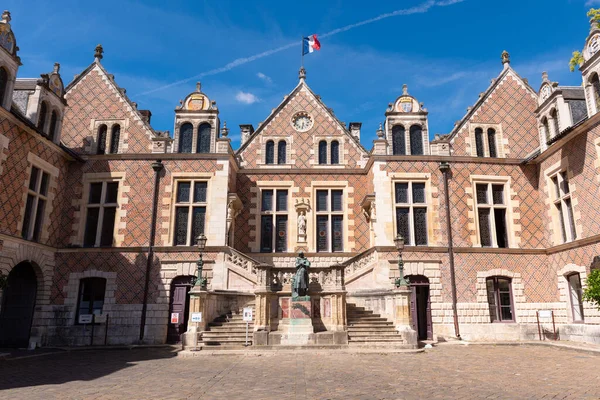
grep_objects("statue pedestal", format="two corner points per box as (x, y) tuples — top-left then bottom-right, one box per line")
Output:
(279, 296), (315, 345)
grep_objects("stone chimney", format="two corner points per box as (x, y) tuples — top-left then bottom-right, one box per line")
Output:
(139, 110), (152, 124)
(349, 122), (362, 140)
(240, 124), (255, 146)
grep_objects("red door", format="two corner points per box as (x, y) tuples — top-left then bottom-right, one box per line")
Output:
(167, 276), (193, 343)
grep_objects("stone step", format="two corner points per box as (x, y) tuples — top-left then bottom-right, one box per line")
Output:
(205, 327), (254, 332)
(347, 327), (398, 332)
(347, 316), (388, 322)
(347, 336), (405, 342)
(348, 332), (401, 337)
(347, 313), (379, 318)
(201, 337), (253, 344)
(203, 332), (250, 338)
(347, 322), (394, 327)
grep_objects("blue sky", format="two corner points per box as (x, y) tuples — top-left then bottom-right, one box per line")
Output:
(5, 0), (598, 148)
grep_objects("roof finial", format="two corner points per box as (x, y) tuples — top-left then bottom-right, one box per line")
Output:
(299, 66), (306, 81)
(196, 81), (201, 92)
(501, 50), (510, 67)
(94, 44), (104, 62)
(376, 123), (385, 138)
(541, 71), (548, 81)
(221, 121), (229, 138)
(1, 10), (11, 24)
(402, 84), (408, 96)
(53, 62), (60, 73)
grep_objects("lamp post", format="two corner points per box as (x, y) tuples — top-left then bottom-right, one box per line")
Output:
(195, 234), (208, 289)
(394, 234), (410, 287)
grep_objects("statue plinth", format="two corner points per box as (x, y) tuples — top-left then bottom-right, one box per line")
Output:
(279, 296), (314, 344)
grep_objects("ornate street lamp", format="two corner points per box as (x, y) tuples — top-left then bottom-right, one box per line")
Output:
(195, 234), (208, 289)
(394, 234), (410, 288)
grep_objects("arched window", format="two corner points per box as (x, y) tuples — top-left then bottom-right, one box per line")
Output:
(392, 125), (406, 155)
(550, 109), (560, 138)
(486, 276), (514, 322)
(0, 67), (8, 106)
(265, 140), (275, 164)
(330, 140), (340, 165)
(178, 123), (193, 153)
(474, 128), (484, 157)
(196, 123), (211, 153)
(96, 124), (107, 155)
(109, 124), (120, 154)
(409, 125), (423, 155)
(591, 73), (600, 112)
(318, 140), (327, 165)
(542, 117), (550, 143)
(38, 101), (48, 132)
(567, 273), (584, 322)
(487, 128), (497, 158)
(48, 111), (58, 141)
(277, 140), (286, 164)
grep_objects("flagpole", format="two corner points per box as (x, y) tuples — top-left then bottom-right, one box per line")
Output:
(301, 36), (304, 68)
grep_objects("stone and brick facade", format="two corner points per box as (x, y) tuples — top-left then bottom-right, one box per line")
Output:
(1, 11), (600, 348)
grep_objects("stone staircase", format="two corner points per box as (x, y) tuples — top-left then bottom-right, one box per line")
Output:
(200, 303), (255, 347)
(346, 303), (406, 346)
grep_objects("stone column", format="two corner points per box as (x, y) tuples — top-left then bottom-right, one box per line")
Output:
(393, 287), (417, 346)
(183, 288), (209, 348)
(253, 264), (272, 345)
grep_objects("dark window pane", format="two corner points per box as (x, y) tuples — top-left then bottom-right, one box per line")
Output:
(330, 141), (340, 165)
(89, 183), (103, 204)
(475, 128), (484, 157)
(38, 102), (48, 130)
(392, 125), (406, 155)
(276, 190), (287, 211)
(487, 129), (497, 157)
(551, 176), (560, 199)
(478, 208), (491, 247)
(317, 216), (328, 252)
(409, 125), (423, 155)
(395, 183), (408, 204)
(557, 203), (567, 243)
(492, 184), (504, 205)
(84, 208), (100, 247)
(332, 215), (343, 252)
(277, 141), (286, 164)
(318, 141), (327, 164)
(29, 167), (39, 191)
(0, 67), (6, 105)
(48, 111), (58, 141)
(476, 184), (488, 204)
(494, 209), (507, 248)
(109, 125), (120, 154)
(197, 123), (211, 153)
(40, 173), (49, 196)
(174, 207), (189, 245)
(32, 198), (45, 242)
(21, 194), (35, 239)
(561, 172), (570, 194)
(191, 206), (206, 242)
(265, 141), (275, 164)
(97, 125), (107, 155)
(78, 278), (106, 319)
(178, 123), (193, 153)
(260, 215), (273, 252)
(396, 208), (410, 246)
(316, 190), (328, 212)
(500, 306), (513, 321)
(275, 215), (287, 252)
(99, 207), (116, 247)
(414, 207), (428, 246)
(486, 279), (498, 322)
(105, 182), (119, 204)
(565, 198), (576, 240)
(262, 190), (273, 211)
(331, 190), (343, 212)
(412, 183), (425, 204)
(193, 182), (207, 203)
(177, 182), (191, 203)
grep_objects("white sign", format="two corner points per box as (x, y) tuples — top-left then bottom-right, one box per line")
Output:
(538, 310), (552, 318)
(243, 307), (253, 322)
(191, 312), (202, 323)
(171, 312), (179, 324)
(78, 314), (93, 324)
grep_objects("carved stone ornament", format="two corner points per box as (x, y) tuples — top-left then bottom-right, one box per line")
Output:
(295, 198), (311, 243)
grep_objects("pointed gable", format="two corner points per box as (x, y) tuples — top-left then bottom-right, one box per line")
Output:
(62, 55), (157, 154)
(237, 80), (368, 169)
(448, 60), (539, 159)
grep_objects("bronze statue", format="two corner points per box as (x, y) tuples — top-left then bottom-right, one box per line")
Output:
(292, 252), (310, 298)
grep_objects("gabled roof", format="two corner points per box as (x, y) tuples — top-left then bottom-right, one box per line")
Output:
(447, 64), (538, 142)
(65, 59), (158, 139)
(236, 78), (368, 156)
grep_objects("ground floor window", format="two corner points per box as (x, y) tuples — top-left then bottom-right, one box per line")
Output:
(486, 276), (514, 322)
(567, 273), (584, 322)
(76, 278), (106, 324)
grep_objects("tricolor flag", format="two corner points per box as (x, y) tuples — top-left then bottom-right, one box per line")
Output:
(303, 34), (321, 55)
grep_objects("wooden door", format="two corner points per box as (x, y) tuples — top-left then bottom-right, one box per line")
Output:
(167, 276), (193, 343)
(0, 263), (38, 347)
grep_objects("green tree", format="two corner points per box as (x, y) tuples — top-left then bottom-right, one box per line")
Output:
(583, 269), (600, 310)
(588, 8), (600, 27)
(569, 51), (584, 72)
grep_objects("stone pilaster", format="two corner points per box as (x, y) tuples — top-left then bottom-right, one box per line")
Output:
(392, 287), (417, 346)
(183, 288), (209, 348)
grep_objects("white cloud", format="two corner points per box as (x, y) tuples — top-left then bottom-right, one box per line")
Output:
(257, 72), (273, 83)
(235, 91), (260, 104)
(586, 0), (600, 6)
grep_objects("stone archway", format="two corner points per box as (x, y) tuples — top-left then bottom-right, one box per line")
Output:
(0, 262), (38, 347)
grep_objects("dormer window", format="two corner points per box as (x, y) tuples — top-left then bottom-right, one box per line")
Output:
(277, 140), (286, 164)
(0, 67), (8, 105)
(109, 124), (120, 154)
(591, 73), (600, 113)
(409, 125), (423, 155)
(318, 140), (327, 164)
(97, 124), (107, 155)
(266, 140), (275, 164)
(475, 128), (484, 157)
(550, 109), (560, 137)
(196, 123), (211, 153)
(48, 111), (58, 142)
(331, 140), (339, 165)
(38, 101), (48, 132)
(392, 125), (406, 155)
(487, 128), (497, 158)
(541, 117), (551, 143)
(178, 123), (193, 153)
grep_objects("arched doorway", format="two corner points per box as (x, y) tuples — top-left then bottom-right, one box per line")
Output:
(0, 262), (38, 347)
(407, 275), (432, 341)
(167, 276), (194, 343)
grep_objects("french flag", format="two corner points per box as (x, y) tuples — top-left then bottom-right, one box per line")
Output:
(303, 34), (321, 55)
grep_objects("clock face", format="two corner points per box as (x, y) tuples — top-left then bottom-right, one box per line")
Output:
(541, 85), (550, 100)
(590, 35), (600, 55)
(292, 112), (313, 132)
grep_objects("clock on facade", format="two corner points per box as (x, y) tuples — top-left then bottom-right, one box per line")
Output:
(291, 112), (313, 132)
(590, 35), (600, 56)
(541, 85), (551, 100)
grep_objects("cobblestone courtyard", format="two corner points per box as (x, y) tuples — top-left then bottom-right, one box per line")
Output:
(0, 345), (599, 399)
